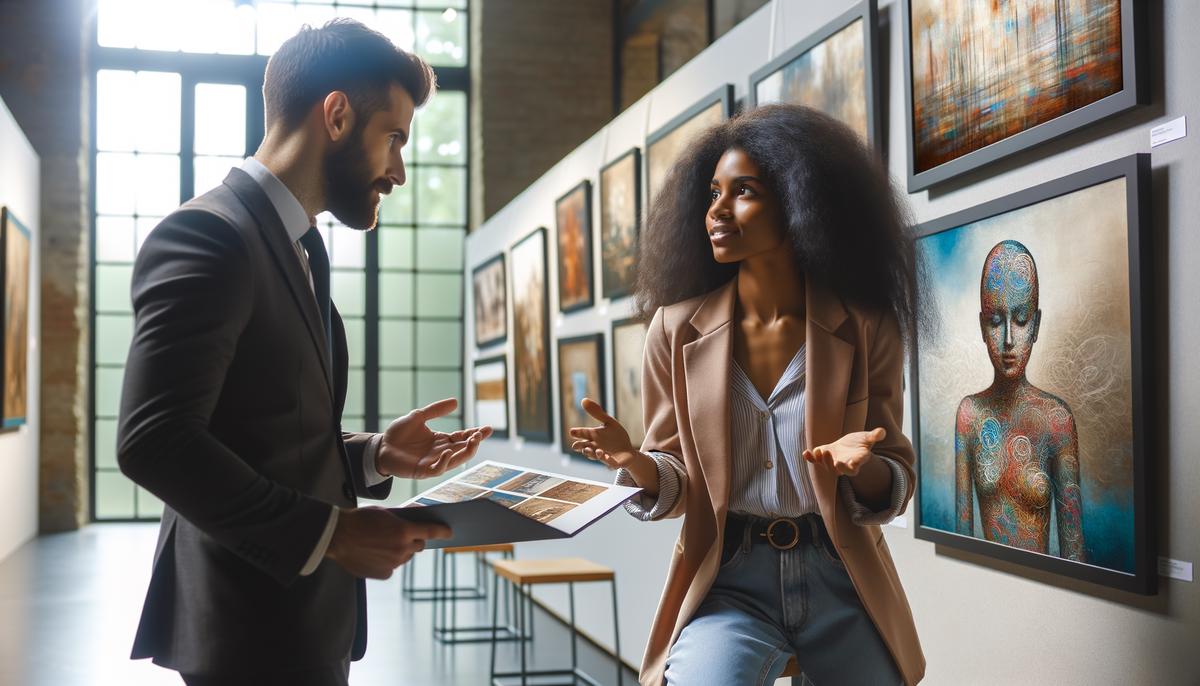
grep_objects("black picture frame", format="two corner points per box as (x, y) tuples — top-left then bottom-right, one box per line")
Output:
(510, 227), (553, 443)
(556, 332), (606, 457)
(471, 252), (507, 349)
(1, 206), (31, 431)
(748, 0), (882, 151)
(472, 354), (509, 440)
(555, 180), (595, 314)
(645, 83), (735, 207)
(599, 147), (642, 300)
(910, 154), (1153, 595)
(902, 0), (1147, 192)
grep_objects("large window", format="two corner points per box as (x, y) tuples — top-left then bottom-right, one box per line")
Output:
(90, 0), (469, 521)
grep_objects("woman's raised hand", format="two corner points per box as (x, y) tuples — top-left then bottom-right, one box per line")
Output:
(567, 397), (640, 471)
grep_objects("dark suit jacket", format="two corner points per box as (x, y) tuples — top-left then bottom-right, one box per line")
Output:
(117, 168), (391, 674)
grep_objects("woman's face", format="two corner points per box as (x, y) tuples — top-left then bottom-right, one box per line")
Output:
(706, 147), (787, 264)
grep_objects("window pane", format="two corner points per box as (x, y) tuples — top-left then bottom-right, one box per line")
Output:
(180, 2), (255, 55)
(132, 72), (182, 154)
(195, 83), (246, 155)
(342, 416), (365, 434)
(194, 156), (241, 197)
(136, 487), (164, 518)
(378, 179), (414, 225)
(256, 1), (303, 55)
(136, 154), (182, 216)
(133, 1), (184, 52)
(380, 319), (414, 368)
(332, 271), (365, 317)
(380, 370), (414, 416)
(332, 226), (365, 269)
(96, 471), (136, 519)
(415, 166), (466, 225)
(96, 153), (137, 215)
(373, 8), (416, 52)
(416, 0), (468, 9)
(96, 215), (136, 263)
(95, 367), (125, 417)
(380, 272), (414, 317)
(344, 317), (365, 369)
(416, 9), (466, 67)
(95, 419), (119, 470)
(416, 370), (461, 407)
(379, 227), (414, 269)
(95, 264), (133, 313)
(416, 320), (460, 367)
(96, 70), (137, 152)
(416, 273), (461, 317)
(428, 416), (463, 432)
(96, 314), (134, 366)
(414, 91), (466, 164)
(345, 368), (365, 417)
(97, 0), (138, 48)
(416, 227), (463, 270)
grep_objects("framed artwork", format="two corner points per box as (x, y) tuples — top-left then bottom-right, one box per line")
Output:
(912, 154), (1153, 594)
(472, 253), (507, 348)
(611, 318), (648, 449)
(599, 148), (641, 300)
(749, 0), (881, 149)
(510, 228), (553, 442)
(557, 333), (605, 457)
(646, 84), (735, 207)
(903, 0), (1146, 191)
(472, 355), (509, 439)
(555, 180), (594, 313)
(1, 207), (30, 430)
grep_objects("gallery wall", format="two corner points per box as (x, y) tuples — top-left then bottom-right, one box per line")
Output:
(0, 96), (41, 562)
(463, 0), (1200, 682)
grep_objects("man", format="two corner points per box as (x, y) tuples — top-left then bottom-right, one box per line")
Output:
(117, 19), (490, 685)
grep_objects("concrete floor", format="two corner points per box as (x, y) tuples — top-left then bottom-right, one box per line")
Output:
(0, 524), (638, 686)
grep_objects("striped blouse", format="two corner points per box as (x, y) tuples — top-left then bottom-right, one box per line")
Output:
(616, 344), (907, 525)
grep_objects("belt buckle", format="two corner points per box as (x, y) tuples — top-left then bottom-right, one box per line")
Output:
(766, 518), (800, 550)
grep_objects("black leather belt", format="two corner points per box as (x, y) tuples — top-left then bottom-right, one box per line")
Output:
(726, 512), (825, 551)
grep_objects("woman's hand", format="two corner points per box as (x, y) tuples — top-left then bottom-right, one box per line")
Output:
(803, 427), (886, 476)
(567, 397), (639, 468)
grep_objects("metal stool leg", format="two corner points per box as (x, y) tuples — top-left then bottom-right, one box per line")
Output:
(568, 581), (578, 679)
(612, 578), (622, 686)
(489, 570), (500, 683)
(519, 583), (530, 686)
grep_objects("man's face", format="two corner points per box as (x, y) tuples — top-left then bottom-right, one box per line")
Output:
(324, 82), (415, 230)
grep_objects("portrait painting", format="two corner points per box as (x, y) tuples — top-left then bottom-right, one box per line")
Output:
(612, 318), (647, 448)
(599, 148), (641, 299)
(472, 356), (508, 439)
(472, 253), (506, 348)
(646, 85), (734, 206)
(557, 333), (605, 456)
(913, 155), (1152, 593)
(556, 180), (594, 313)
(904, 0), (1143, 190)
(511, 228), (553, 442)
(750, 1), (879, 146)
(2, 208), (30, 429)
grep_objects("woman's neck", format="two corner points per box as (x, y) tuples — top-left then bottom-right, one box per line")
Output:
(735, 247), (804, 325)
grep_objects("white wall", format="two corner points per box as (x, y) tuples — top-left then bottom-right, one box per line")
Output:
(465, 1), (1200, 682)
(0, 95), (41, 562)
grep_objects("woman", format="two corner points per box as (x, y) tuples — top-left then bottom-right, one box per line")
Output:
(569, 105), (925, 685)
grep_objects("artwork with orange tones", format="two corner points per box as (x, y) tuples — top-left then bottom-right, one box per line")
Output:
(2, 207), (30, 429)
(556, 180), (593, 313)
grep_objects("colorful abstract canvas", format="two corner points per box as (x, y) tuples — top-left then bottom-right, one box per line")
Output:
(2, 208), (30, 429)
(511, 228), (552, 442)
(599, 149), (641, 299)
(557, 333), (604, 456)
(556, 181), (594, 313)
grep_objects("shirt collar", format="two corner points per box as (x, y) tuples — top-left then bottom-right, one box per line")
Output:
(240, 157), (311, 243)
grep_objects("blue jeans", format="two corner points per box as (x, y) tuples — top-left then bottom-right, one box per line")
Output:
(664, 515), (902, 686)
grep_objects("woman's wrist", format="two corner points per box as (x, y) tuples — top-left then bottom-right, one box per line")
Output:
(620, 450), (660, 496)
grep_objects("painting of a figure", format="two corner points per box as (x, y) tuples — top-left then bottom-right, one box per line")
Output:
(909, 0), (1124, 175)
(599, 149), (641, 299)
(646, 86), (732, 206)
(511, 228), (552, 442)
(472, 254), (506, 347)
(914, 160), (1148, 589)
(556, 181), (593, 313)
(557, 334), (604, 456)
(2, 208), (30, 429)
(612, 318), (647, 448)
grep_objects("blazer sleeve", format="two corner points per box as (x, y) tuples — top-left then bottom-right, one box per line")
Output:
(638, 307), (689, 520)
(117, 210), (332, 586)
(858, 309), (917, 514)
(342, 431), (393, 499)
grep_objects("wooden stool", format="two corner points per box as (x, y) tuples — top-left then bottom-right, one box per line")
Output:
(489, 557), (622, 686)
(433, 543), (523, 644)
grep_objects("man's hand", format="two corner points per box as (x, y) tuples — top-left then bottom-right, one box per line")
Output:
(803, 427), (887, 477)
(325, 507), (452, 579)
(377, 398), (493, 479)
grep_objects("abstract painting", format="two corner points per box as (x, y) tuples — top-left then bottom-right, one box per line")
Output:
(646, 85), (734, 206)
(472, 356), (509, 438)
(912, 155), (1152, 593)
(2, 207), (30, 429)
(904, 0), (1143, 190)
(612, 318), (647, 448)
(556, 180), (594, 313)
(599, 148), (641, 299)
(511, 228), (553, 442)
(750, 1), (879, 146)
(472, 253), (506, 348)
(557, 333), (605, 456)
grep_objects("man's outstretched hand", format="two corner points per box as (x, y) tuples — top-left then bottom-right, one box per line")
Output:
(376, 398), (493, 480)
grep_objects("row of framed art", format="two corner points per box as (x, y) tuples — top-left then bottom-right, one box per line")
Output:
(0, 206), (30, 431)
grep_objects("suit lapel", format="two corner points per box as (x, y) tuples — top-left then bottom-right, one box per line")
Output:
(804, 277), (854, 542)
(683, 280), (736, 516)
(222, 168), (335, 402)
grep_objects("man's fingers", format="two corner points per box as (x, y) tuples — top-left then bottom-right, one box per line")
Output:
(402, 521), (452, 541)
(416, 398), (459, 421)
(580, 397), (616, 425)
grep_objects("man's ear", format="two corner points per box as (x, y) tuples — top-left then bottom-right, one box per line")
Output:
(322, 91), (355, 142)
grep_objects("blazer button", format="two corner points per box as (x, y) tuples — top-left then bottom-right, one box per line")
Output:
(343, 482), (355, 500)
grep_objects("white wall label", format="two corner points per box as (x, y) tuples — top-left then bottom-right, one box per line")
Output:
(889, 515), (908, 529)
(1158, 556), (1194, 582)
(1150, 116), (1186, 147)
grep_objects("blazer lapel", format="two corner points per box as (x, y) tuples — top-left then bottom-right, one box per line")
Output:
(222, 168), (335, 402)
(682, 280), (736, 517)
(804, 277), (854, 542)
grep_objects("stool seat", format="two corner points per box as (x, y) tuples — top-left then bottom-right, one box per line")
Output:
(443, 542), (516, 555)
(492, 557), (615, 585)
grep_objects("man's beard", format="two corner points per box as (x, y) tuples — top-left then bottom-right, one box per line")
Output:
(323, 125), (381, 230)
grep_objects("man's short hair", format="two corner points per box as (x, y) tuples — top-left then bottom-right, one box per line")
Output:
(263, 18), (436, 130)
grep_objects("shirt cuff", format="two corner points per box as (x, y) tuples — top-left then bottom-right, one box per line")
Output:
(616, 451), (683, 521)
(362, 433), (390, 488)
(300, 506), (339, 576)
(839, 455), (907, 526)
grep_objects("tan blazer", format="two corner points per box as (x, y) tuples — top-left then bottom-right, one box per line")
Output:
(635, 278), (925, 686)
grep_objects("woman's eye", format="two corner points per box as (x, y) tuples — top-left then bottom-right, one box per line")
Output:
(709, 189), (720, 201)
(738, 184), (752, 196)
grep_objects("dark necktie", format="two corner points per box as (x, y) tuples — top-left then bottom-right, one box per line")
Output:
(299, 226), (332, 363)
